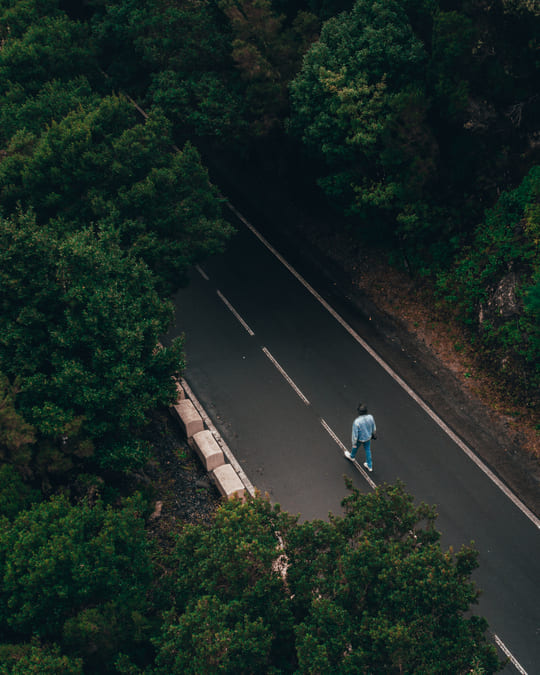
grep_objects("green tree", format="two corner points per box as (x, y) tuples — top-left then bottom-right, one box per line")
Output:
(154, 496), (297, 674)
(525, 274), (540, 324)
(271, 0), (353, 22)
(91, 0), (244, 139)
(0, 95), (233, 294)
(153, 488), (500, 673)
(0, 210), (184, 473)
(428, 9), (475, 124)
(0, 77), (99, 146)
(439, 165), (540, 402)
(91, 0), (317, 141)
(218, 0), (319, 136)
(0, 494), (153, 672)
(0, 10), (97, 97)
(0, 465), (40, 520)
(289, 0), (438, 246)
(0, 375), (35, 473)
(287, 481), (500, 673)
(0, 0), (63, 38)
(289, 0), (540, 272)
(0, 640), (83, 675)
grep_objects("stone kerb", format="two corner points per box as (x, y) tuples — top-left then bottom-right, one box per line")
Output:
(173, 399), (204, 438)
(212, 463), (246, 501)
(190, 429), (224, 471)
(175, 379), (186, 401)
(169, 374), (249, 502)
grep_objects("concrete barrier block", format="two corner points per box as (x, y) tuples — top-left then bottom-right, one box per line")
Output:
(213, 464), (246, 501)
(172, 399), (204, 438)
(190, 430), (224, 471)
(175, 379), (186, 401)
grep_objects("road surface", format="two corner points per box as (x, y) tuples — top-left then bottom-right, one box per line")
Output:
(165, 207), (540, 674)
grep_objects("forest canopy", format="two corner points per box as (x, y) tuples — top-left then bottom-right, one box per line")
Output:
(0, 482), (502, 673)
(0, 0), (535, 671)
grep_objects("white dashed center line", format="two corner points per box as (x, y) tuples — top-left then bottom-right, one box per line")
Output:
(320, 418), (377, 489)
(262, 347), (310, 405)
(195, 264), (209, 280)
(217, 290), (255, 336)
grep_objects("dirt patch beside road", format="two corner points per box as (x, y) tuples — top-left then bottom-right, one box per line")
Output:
(140, 409), (221, 538)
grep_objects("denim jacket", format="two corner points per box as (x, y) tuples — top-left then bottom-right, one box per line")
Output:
(352, 414), (376, 446)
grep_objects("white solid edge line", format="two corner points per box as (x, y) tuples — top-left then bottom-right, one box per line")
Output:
(494, 635), (528, 674)
(227, 202), (540, 532)
(217, 289), (255, 336)
(181, 378), (256, 497)
(262, 347), (310, 406)
(320, 418), (377, 490)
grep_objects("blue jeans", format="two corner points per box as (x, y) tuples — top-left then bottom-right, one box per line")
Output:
(351, 440), (372, 468)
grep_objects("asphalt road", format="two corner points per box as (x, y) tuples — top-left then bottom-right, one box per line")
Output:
(165, 209), (540, 674)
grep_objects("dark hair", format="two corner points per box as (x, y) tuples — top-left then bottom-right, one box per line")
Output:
(357, 403), (368, 414)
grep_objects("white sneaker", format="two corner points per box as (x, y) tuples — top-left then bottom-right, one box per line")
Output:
(363, 462), (373, 472)
(345, 451), (354, 461)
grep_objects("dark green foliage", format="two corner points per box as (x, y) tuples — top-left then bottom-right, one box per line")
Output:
(217, 0), (320, 137)
(525, 274), (540, 324)
(0, 494), (153, 672)
(0, 95), (233, 294)
(90, 0), (244, 137)
(151, 488), (500, 674)
(0, 77), (99, 146)
(287, 481), (499, 673)
(289, 0), (540, 256)
(439, 165), (540, 400)
(0, 9), (97, 96)
(90, 0), (318, 141)
(306, 0), (355, 19)
(0, 375), (36, 472)
(429, 9), (475, 123)
(156, 598), (277, 674)
(0, 640), (83, 674)
(289, 0), (439, 247)
(0, 210), (184, 473)
(0, 465), (40, 519)
(272, 0), (354, 22)
(0, 0), (63, 37)
(155, 496), (297, 673)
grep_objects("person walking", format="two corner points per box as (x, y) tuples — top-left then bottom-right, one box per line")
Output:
(345, 403), (377, 472)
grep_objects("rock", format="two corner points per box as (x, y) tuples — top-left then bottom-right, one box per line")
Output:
(150, 500), (163, 520)
(480, 271), (521, 324)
